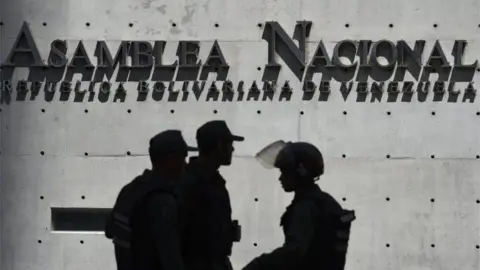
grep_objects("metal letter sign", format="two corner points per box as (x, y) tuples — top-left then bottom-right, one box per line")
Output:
(0, 21), (477, 103)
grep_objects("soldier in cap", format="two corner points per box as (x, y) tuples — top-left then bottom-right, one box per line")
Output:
(242, 141), (356, 270)
(105, 130), (197, 270)
(179, 120), (244, 270)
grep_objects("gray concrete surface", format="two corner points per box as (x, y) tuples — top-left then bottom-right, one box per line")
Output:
(2, 0), (480, 269)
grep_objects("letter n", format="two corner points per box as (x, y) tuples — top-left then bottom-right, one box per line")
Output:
(261, 21), (312, 81)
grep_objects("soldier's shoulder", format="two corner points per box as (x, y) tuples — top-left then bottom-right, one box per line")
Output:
(180, 166), (206, 190)
(312, 191), (349, 220)
(145, 191), (178, 208)
(317, 190), (343, 206)
(291, 198), (321, 217)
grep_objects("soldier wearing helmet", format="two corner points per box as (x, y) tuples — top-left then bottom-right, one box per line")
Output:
(274, 142), (325, 192)
(242, 141), (355, 270)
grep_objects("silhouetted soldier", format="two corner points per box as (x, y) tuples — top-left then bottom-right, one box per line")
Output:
(179, 120), (244, 270)
(105, 130), (197, 270)
(242, 141), (356, 270)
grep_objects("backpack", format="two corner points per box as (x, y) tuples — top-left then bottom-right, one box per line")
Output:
(314, 197), (356, 270)
(330, 208), (356, 269)
(104, 170), (173, 270)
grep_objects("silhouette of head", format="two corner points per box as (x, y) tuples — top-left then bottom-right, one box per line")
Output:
(274, 142), (324, 192)
(149, 130), (197, 179)
(196, 120), (244, 166)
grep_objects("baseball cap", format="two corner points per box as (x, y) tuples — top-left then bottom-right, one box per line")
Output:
(149, 130), (198, 159)
(196, 120), (244, 149)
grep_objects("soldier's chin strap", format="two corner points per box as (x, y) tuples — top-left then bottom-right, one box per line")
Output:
(313, 170), (323, 182)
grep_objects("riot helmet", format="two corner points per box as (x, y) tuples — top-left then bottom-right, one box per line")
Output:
(256, 140), (324, 181)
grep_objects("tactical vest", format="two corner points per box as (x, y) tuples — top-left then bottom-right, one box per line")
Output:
(105, 170), (173, 270)
(281, 193), (356, 270)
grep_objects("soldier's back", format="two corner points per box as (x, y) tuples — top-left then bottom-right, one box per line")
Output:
(131, 191), (179, 270)
(106, 169), (180, 270)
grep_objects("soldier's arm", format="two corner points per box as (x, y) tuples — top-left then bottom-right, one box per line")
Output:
(146, 193), (185, 270)
(242, 201), (317, 270)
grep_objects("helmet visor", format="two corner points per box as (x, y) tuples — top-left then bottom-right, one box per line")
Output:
(254, 140), (287, 169)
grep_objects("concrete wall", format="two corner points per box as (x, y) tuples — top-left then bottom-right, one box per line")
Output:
(2, 0), (480, 269)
